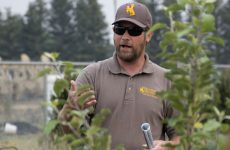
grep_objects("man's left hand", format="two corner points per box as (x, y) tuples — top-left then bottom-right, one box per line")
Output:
(151, 140), (175, 150)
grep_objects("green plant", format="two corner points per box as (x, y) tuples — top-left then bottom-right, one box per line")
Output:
(38, 52), (124, 150)
(149, 0), (230, 149)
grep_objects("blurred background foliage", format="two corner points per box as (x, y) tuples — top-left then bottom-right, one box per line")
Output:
(0, 0), (229, 64)
(0, 0), (113, 61)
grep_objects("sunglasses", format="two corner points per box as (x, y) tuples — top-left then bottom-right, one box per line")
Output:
(113, 25), (147, 36)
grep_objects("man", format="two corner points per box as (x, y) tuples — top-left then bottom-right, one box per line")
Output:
(60, 2), (179, 150)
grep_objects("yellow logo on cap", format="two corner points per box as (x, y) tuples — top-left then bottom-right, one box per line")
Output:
(126, 4), (135, 16)
(139, 86), (157, 98)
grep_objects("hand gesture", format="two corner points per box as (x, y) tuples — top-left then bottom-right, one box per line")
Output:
(58, 80), (97, 121)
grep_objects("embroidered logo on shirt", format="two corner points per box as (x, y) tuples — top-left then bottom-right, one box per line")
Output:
(126, 4), (135, 16)
(139, 86), (157, 98)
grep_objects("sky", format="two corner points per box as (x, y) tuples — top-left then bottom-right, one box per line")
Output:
(0, 0), (133, 41)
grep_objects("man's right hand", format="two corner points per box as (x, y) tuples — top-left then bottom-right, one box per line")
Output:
(58, 80), (97, 121)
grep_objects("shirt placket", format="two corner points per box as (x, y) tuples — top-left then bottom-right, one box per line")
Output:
(124, 77), (135, 102)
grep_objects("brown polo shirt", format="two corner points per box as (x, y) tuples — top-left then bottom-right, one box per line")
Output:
(76, 53), (177, 150)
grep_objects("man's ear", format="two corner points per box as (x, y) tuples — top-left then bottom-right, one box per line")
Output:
(146, 31), (153, 44)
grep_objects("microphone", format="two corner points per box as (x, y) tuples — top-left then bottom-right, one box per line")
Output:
(141, 123), (154, 149)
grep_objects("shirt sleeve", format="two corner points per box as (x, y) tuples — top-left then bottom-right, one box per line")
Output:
(75, 63), (99, 124)
(76, 63), (98, 88)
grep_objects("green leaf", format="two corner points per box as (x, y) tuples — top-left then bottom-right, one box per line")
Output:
(205, 35), (225, 46)
(167, 4), (183, 12)
(177, 0), (189, 6)
(203, 119), (221, 132)
(204, 3), (215, 13)
(164, 32), (178, 42)
(160, 32), (177, 50)
(69, 138), (85, 147)
(43, 120), (59, 134)
(93, 134), (111, 150)
(87, 126), (100, 136)
(174, 21), (189, 31)
(224, 115), (230, 120)
(75, 84), (94, 107)
(199, 56), (210, 64)
(177, 28), (193, 37)
(70, 116), (83, 128)
(201, 14), (215, 32)
(213, 106), (221, 116)
(35, 68), (52, 78)
(220, 123), (229, 132)
(77, 84), (93, 95)
(54, 79), (69, 96)
(92, 108), (110, 126)
(161, 61), (177, 69)
(192, 17), (201, 28)
(148, 23), (167, 33)
(70, 109), (89, 119)
(192, 7), (201, 17)
(62, 61), (74, 68)
(77, 90), (94, 107)
(44, 52), (59, 61)
(172, 100), (186, 112)
(205, 0), (216, 3)
(60, 134), (76, 143)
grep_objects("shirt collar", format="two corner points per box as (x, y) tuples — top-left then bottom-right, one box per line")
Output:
(107, 52), (155, 75)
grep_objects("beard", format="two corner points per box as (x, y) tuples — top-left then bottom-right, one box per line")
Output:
(115, 41), (145, 63)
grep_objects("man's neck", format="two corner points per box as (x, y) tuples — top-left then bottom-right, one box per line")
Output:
(117, 54), (146, 76)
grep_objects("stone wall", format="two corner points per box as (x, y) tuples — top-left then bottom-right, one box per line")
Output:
(1, 63), (45, 102)
(0, 61), (89, 127)
(0, 62), (53, 126)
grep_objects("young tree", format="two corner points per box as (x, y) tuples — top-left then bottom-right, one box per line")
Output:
(22, 0), (50, 60)
(136, 0), (176, 63)
(150, 0), (229, 149)
(74, 0), (113, 61)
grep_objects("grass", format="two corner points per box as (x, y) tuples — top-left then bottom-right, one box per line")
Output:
(0, 133), (70, 150)
(0, 133), (44, 150)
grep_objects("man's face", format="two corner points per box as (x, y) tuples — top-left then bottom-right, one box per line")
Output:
(113, 21), (150, 63)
